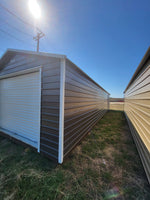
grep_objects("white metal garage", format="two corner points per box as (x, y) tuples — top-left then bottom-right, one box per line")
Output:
(0, 69), (41, 151)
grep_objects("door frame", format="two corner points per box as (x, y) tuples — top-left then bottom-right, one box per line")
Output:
(0, 66), (42, 152)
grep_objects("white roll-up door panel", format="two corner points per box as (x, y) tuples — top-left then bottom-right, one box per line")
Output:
(0, 71), (41, 149)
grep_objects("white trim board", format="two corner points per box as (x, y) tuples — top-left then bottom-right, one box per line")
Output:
(0, 128), (38, 148)
(37, 67), (42, 153)
(0, 66), (42, 80)
(0, 66), (42, 152)
(58, 58), (66, 163)
(1, 49), (66, 60)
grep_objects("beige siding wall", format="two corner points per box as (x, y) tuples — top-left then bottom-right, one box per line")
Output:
(124, 65), (150, 183)
(64, 59), (109, 158)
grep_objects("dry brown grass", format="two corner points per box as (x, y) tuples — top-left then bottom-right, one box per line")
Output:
(0, 111), (150, 200)
(110, 102), (124, 111)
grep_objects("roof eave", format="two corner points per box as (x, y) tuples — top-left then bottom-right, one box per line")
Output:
(0, 49), (67, 70)
(124, 46), (150, 93)
(67, 58), (110, 95)
(6, 48), (67, 59)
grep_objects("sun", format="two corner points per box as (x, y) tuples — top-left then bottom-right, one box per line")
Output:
(28, 0), (41, 19)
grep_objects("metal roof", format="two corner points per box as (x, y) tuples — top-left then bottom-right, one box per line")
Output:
(124, 47), (150, 93)
(0, 48), (66, 62)
(67, 58), (110, 95)
(0, 48), (110, 95)
(0, 49), (66, 72)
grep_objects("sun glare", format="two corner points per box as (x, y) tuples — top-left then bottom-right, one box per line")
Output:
(28, 0), (41, 19)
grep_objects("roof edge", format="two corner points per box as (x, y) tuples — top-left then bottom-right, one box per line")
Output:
(124, 47), (150, 93)
(0, 49), (110, 95)
(0, 48), (67, 70)
(6, 48), (67, 59)
(66, 58), (110, 95)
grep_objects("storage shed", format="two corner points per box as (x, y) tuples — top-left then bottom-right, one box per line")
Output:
(0, 49), (110, 163)
(124, 47), (150, 183)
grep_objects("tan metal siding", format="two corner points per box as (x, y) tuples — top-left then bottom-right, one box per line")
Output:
(64, 59), (109, 158)
(0, 54), (60, 161)
(124, 65), (150, 183)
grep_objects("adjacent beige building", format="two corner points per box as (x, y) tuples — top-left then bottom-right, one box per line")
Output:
(124, 47), (150, 183)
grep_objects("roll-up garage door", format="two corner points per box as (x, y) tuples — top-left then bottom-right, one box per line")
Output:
(0, 70), (41, 150)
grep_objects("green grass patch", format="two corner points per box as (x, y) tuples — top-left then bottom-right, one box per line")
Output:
(0, 111), (150, 199)
(101, 171), (113, 183)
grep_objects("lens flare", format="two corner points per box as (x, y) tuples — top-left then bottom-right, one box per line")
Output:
(104, 186), (122, 199)
(28, 0), (41, 19)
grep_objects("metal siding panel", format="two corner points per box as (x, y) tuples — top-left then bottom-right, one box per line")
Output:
(125, 113), (150, 183)
(40, 60), (60, 161)
(124, 63), (150, 184)
(125, 67), (150, 95)
(64, 59), (109, 158)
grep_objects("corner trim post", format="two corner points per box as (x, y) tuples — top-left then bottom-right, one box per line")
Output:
(37, 67), (42, 153)
(58, 58), (66, 163)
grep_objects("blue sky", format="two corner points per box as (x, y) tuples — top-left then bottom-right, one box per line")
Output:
(0, 0), (150, 97)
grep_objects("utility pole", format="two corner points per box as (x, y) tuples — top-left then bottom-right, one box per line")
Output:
(33, 29), (45, 52)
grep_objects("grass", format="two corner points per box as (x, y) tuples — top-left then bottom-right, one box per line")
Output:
(0, 111), (150, 200)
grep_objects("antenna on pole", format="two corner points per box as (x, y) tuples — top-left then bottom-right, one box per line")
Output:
(33, 29), (45, 52)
